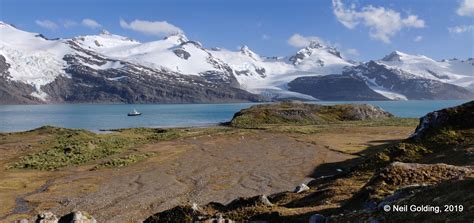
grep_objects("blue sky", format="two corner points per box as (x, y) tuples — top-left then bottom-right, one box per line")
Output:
(0, 0), (473, 60)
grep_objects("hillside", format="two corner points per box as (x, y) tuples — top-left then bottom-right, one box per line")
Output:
(146, 101), (474, 222)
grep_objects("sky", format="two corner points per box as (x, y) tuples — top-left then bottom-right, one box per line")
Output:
(0, 0), (473, 61)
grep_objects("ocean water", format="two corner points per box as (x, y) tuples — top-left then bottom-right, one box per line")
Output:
(0, 100), (469, 132)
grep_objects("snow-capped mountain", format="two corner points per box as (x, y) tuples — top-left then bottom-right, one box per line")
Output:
(0, 21), (72, 100)
(0, 22), (473, 104)
(72, 32), (239, 86)
(379, 51), (474, 90)
(0, 22), (262, 103)
(288, 41), (353, 72)
(342, 60), (473, 100)
(63, 28), (350, 98)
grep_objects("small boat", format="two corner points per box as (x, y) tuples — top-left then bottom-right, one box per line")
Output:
(127, 109), (141, 116)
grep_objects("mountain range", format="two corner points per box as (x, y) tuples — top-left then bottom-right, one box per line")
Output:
(0, 21), (473, 104)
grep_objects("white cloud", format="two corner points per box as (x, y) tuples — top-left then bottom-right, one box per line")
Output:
(61, 19), (78, 28)
(345, 48), (359, 56)
(457, 0), (474, 16)
(287, 34), (326, 48)
(261, 34), (271, 40)
(413, 36), (423, 42)
(35, 20), (58, 30)
(332, 0), (425, 43)
(82, 19), (102, 29)
(448, 25), (474, 33)
(120, 19), (182, 36)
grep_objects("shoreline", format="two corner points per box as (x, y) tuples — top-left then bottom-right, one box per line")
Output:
(0, 100), (469, 133)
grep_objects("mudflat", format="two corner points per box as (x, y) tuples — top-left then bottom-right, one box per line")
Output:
(0, 124), (415, 222)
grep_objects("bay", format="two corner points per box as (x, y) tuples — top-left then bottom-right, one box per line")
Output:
(0, 100), (469, 132)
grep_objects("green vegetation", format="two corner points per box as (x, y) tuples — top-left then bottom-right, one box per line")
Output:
(7, 126), (182, 170)
(6, 126), (236, 170)
(229, 102), (394, 128)
(94, 152), (155, 169)
(360, 143), (432, 170)
(236, 117), (418, 134)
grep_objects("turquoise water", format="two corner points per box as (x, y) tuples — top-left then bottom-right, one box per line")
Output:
(0, 100), (469, 132)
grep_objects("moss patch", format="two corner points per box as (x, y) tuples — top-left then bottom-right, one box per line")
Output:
(7, 126), (181, 170)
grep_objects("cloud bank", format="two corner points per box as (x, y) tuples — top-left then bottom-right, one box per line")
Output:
(120, 19), (183, 36)
(457, 0), (474, 16)
(35, 20), (58, 30)
(287, 34), (327, 48)
(82, 19), (102, 29)
(448, 25), (474, 34)
(332, 0), (425, 43)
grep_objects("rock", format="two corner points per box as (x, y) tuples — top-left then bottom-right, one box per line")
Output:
(191, 202), (200, 212)
(36, 211), (58, 223)
(208, 214), (235, 223)
(17, 219), (29, 223)
(411, 101), (474, 139)
(259, 195), (273, 207)
(294, 183), (310, 193)
(58, 211), (97, 223)
(144, 205), (207, 223)
(222, 194), (275, 211)
(309, 214), (326, 223)
(288, 74), (389, 101)
(342, 61), (474, 100)
(173, 48), (191, 60)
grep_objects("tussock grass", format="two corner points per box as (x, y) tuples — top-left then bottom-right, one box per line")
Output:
(7, 126), (234, 170)
(7, 126), (180, 170)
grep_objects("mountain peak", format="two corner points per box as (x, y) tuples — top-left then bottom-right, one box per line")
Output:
(240, 45), (259, 60)
(100, 29), (111, 35)
(382, 51), (407, 62)
(308, 41), (324, 49)
(0, 21), (16, 29)
(240, 45), (250, 51)
(164, 33), (189, 44)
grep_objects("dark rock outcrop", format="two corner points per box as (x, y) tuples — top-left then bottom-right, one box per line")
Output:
(288, 74), (389, 101)
(344, 61), (474, 100)
(0, 55), (43, 104)
(26, 211), (97, 223)
(411, 100), (474, 139)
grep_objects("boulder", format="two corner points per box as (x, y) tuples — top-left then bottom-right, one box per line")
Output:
(294, 183), (310, 193)
(58, 211), (97, 223)
(36, 212), (58, 223)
